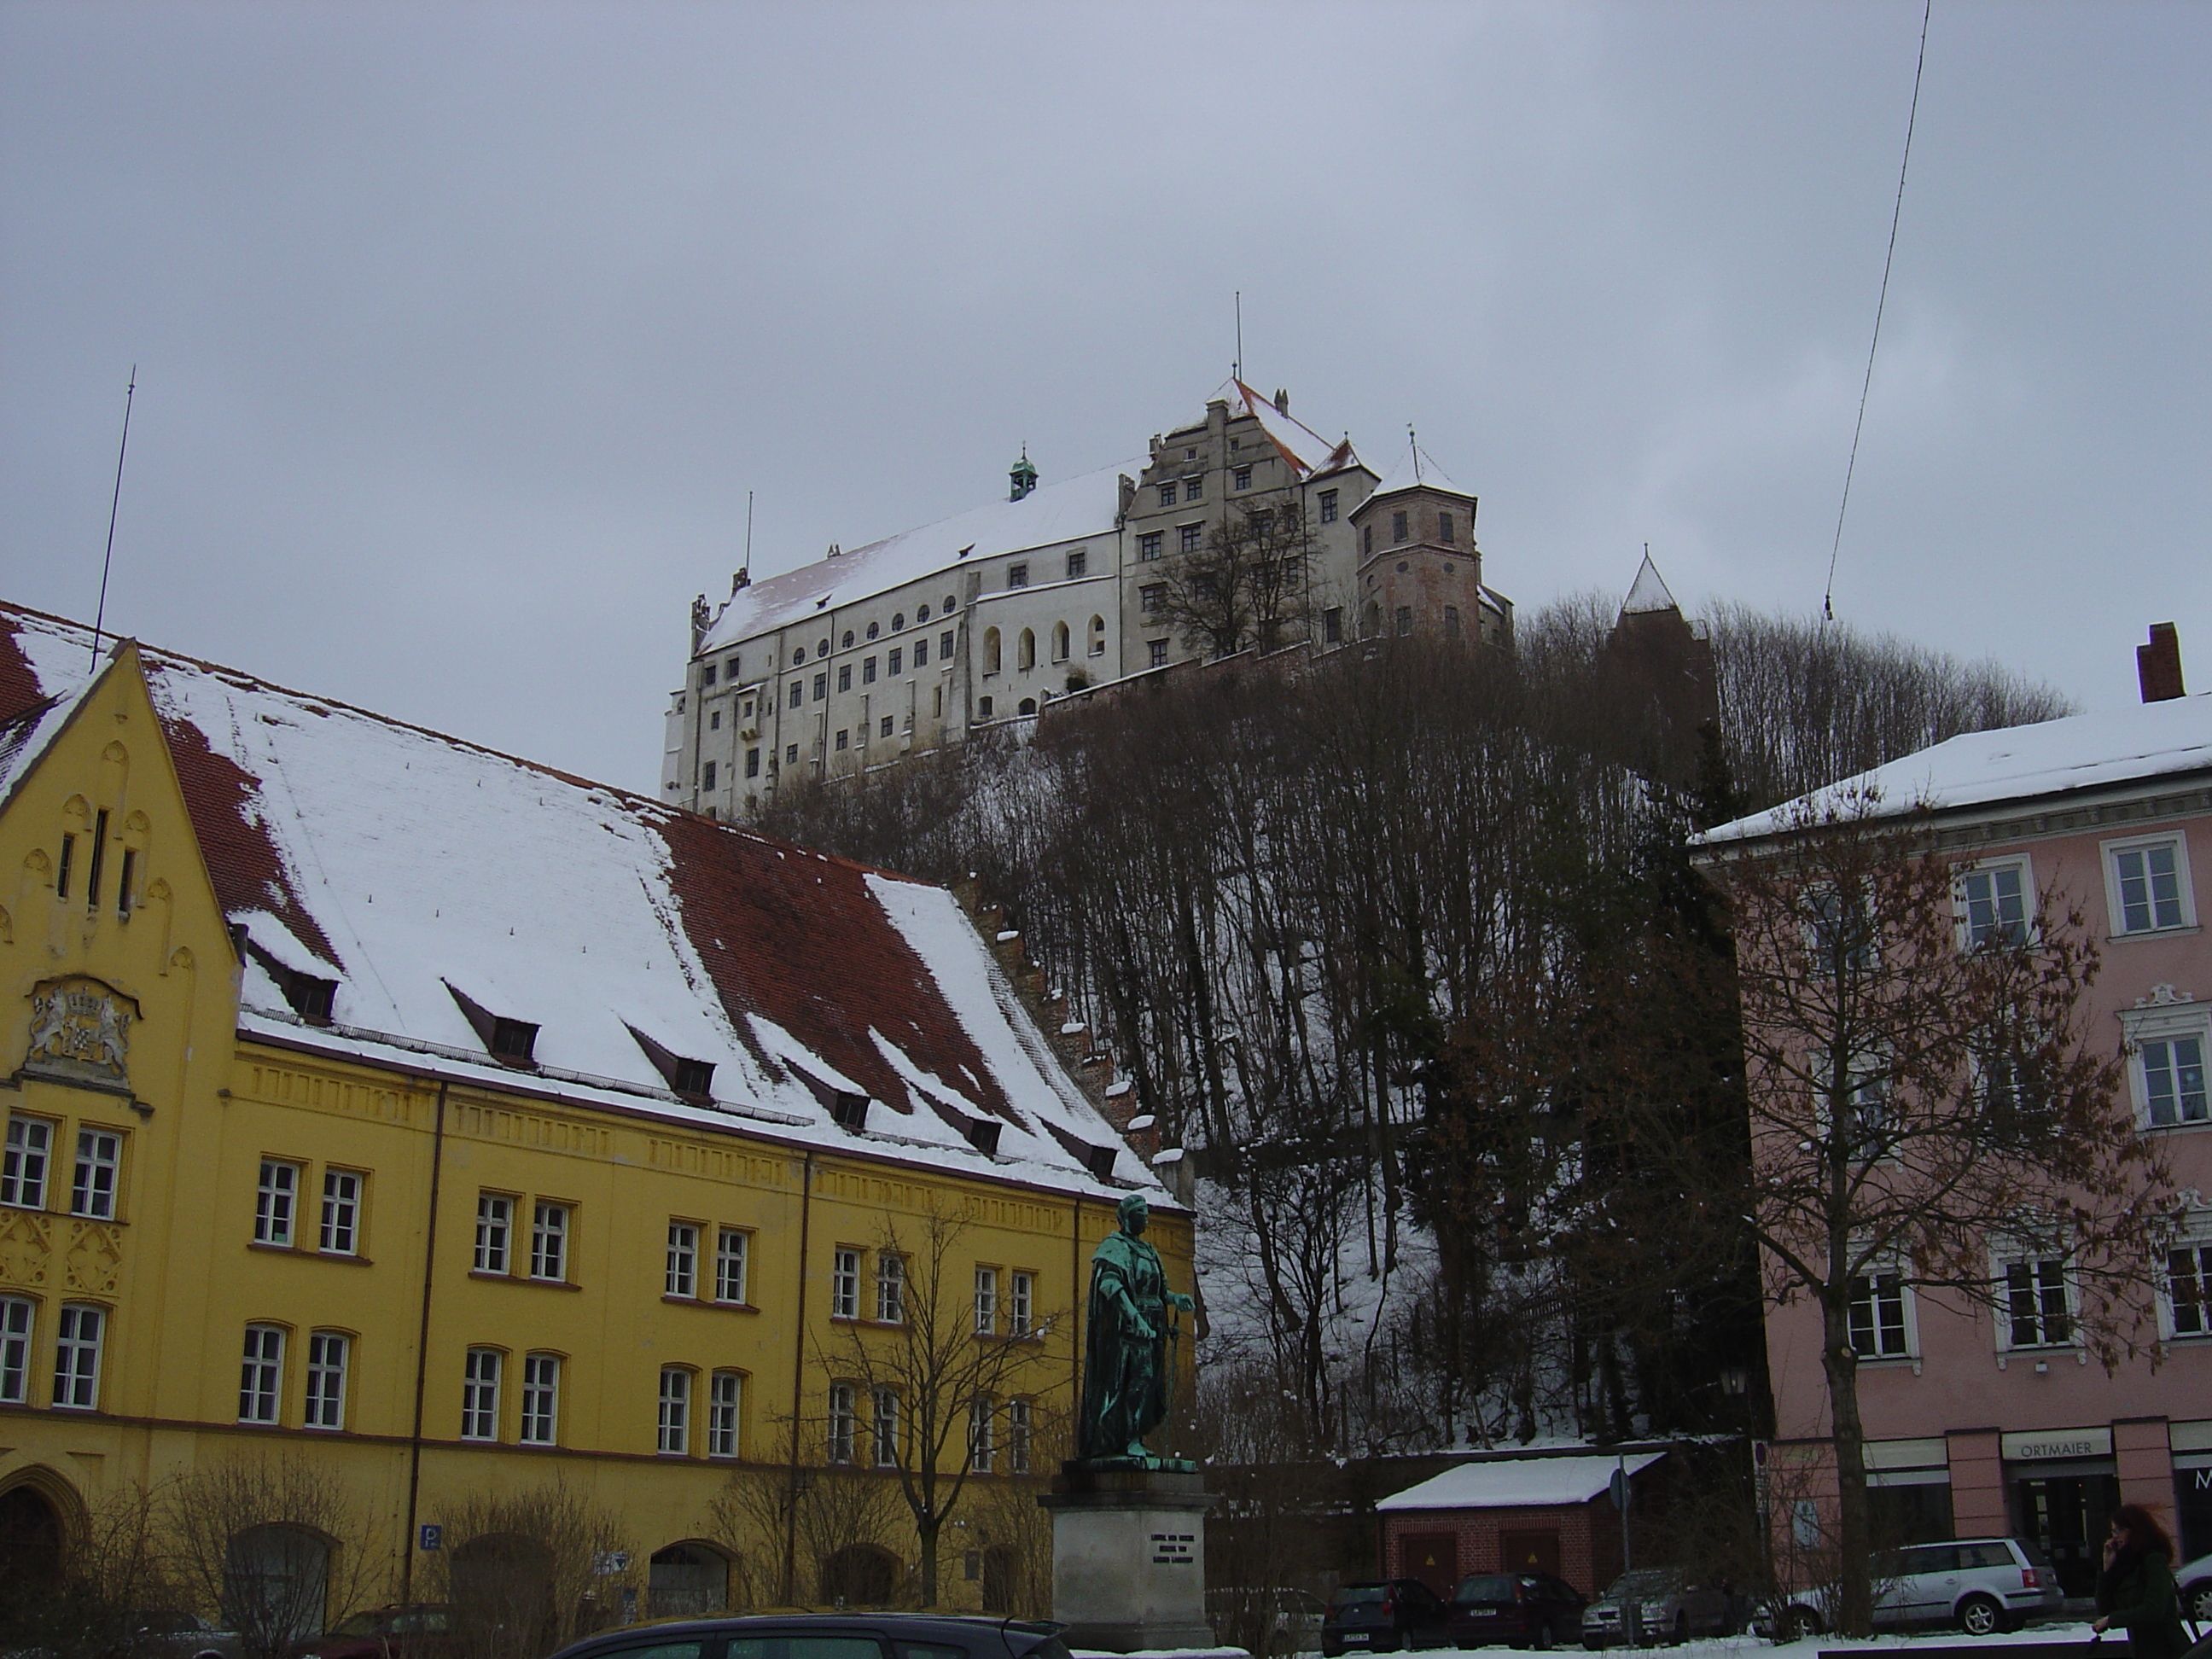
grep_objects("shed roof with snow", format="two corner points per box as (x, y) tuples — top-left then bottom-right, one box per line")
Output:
(1377, 1452), (1665, 1512)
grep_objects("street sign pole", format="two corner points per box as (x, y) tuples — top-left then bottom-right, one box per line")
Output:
(1611, 1457), (1634, 1645)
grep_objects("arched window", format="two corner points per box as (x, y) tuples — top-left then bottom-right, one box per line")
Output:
(649, 1541), (732, 1619)
(982, 628), (1001, 675)
(1017, 629), (1035, 672)
(223, 1524), (330, 1645)
(820, 1543), (899, 1607)
(451, 1534), (555, 1656)
(1017, 698), (1038, 718)
(1051, 621), (1069, 662)
(1088, 614), (1106, 655)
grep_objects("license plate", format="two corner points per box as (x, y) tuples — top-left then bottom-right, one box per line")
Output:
(1344, 1637), (1369, 1646)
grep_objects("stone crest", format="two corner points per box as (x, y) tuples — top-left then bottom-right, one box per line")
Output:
(25, 976), (137, 1087)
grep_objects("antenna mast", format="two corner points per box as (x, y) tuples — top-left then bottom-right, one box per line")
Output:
(90, 365), (137, 668)
(1233, 291), (1243, 383)
(746, 489), (754, 568)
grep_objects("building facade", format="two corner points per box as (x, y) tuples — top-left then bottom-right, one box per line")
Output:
(1698, 648), (2212, 1602)
(0, 601), (1187, 1621)
(662, 382), (1516, 820)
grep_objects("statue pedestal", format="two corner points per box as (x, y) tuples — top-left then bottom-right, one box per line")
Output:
(1039, 1466), (1214, 1653)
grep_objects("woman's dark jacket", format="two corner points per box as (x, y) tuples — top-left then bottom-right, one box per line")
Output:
(2098, 1549), (2192, 1659)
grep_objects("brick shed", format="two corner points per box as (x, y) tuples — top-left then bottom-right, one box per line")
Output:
(1376, 1452), (1665, 1600)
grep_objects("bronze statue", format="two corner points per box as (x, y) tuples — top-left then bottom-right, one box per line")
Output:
(1077, 1193), (1196, 1467)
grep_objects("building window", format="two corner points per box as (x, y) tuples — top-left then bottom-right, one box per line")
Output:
(530, 1202), (569, 1282)
(667, 1222), (699, 1298)
(940, 629), (955, 659)
(1051, 621), (1069, 661)
(889, 648), (903, 676)
(1140, 583), (1165, 614)
(975, 1266), (998, 1335)
(702, 759), (718, 789)
(1156, 482), (1176, 507)
(658, 1367), (691, 1454)
(1958, 860), (2029, 949)
(2141, 1033), (2209, 1127)
(1848, 1272), (1911, 1357)
(914, 638), (928, 667)
(785, 743), (798, 765)
(880, 716), (894, 738)
(828, 1382), (856, 1464)
(461, 1348), (501, 1439)
(2002, 1258), (2074, 1348)
(1439, 510), (1455, 544)
(239, 1325), (284, 1423)
(1318, 488), (1339, 523)
(745, 748), (760, 779)
(867, 621), (880, 641)
(303, 1168), (358, 1259)
(1179, 523), (1202, 554)
(475, 1195), (512, 1273)
(837, 665), (853, 693)
(977, 696), (994, 720)
(876, 1254), (905, 1323)
(864, 656), (878, 685)
(702, 661), (717, 686)
(1017, 629), (1035, 672)
(1395, 606), (1413, 636)
(892, 613), (905, 632)
(1009, 1271), (1033, 1336)
(1444, 605), (1461, 637)
(1008, 1397), (1032, 1473)
(520, 1353), (560, 1444)
(0, 1297), (32, 1405)
(1392, 510), (1408, 544)
(709, 709), (720, 731)
(1232, 466), (1252, 491)
(254, 1159), (298, 1245)
(1008, 563), (1029, 588)
(1066, 550), (1086, 579)
(708, 1371), (742, 1458)
(2108, 836), (2192, 934)
(304, 1331), (347, 1429)
(1138, 532), (1162, 562)
(831, 1248), (860, 1319)
(1362, 524), (1372, 556)
(812, 672), (828, 701)
(835, 730), (848, 752)
(969, 1397), (994, 1473)
(71, 1129), (119, 1220)
(1184, 474), (1203, 501)
(1148, 640), (1167, 669)
(53, 1304), (103, 1410)
(788, 682), (802, 710)
(716, 1229), (749, 1304)
(3, 1117), (52, 1211)
(725, 655), (740, 678)
(2163, 1230), (2212, 1337)
(1324, 608), (1343, 643)
(871, 1387), (899, 1466)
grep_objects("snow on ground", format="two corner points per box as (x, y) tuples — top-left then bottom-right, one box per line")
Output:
(1118, 1627), (2116, 1659)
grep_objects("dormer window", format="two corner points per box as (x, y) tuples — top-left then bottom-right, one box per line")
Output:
(629, 1026), (717, 1100)
(1083, 1144), (1118, 1181)
(447, 983), (539, 1068)
(241, 934), (339, 1026)
(831, 1092), (870, 1132)
(964, 1119), (1003, 1157)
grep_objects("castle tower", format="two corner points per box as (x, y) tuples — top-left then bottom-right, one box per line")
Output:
(1348, 444), (1499, 645)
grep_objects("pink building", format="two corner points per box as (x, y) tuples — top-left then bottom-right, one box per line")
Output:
(1700, 635), (2210, 1601)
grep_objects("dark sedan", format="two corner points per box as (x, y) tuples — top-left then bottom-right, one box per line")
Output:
(1447, 1573), (1588, 1650)
(1320, 1580), (1452, 1656)
(547, 1614), (1072, 1659)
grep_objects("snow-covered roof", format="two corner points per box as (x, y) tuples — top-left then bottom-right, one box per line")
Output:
(1377, 1452), (1665, 1512)
(699, 461), (1137, 656)
(1620, 553), (1679, 617)
(1, 602), (1161, 1202)
(1366, 442), (1468, 505)
(1221, 380), (1361, 480)
(1697, 691), (2212, 847)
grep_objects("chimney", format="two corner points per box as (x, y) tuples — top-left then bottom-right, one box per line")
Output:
(2138, 623), (2186, 703)
(731, 568), (749, 594)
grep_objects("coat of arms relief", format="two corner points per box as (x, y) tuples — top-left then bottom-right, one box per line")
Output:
(24, 975), (137, 1087)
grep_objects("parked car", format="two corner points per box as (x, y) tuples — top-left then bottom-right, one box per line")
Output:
(1207, 1587), (1328, 1656)
(1447, 1573), (1587, 1650)
(294, 1606), (459, 1659)
(1580, 1570), (1732, 1648)
(545, 1614), (1071, 1659)
(1320, 1580), (1452, 1655)
(121, 1613), (241, 1659)
(1761, 1538), (2063, 1638)
(2178, 1548), (2212, 1624)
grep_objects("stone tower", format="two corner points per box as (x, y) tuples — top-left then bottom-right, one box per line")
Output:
(1348, 446), (1499, 645)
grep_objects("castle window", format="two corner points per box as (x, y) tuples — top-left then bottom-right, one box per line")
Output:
(978, 696), (994, 719)
(892, 613), (905, 632)
(812, 672), (828, 701)
(1361, 525), (1372, 556)
(1008, 564), (1028, 588)
(701, 761), (717, 791)
(817, 638), (828, 655)
(530, 1202), (569, 1281)
(319, 1169), (361, 1254)
(1233, 466), (1251, 491)
(1138, 533), (1162, 562)
(837, 666), (852, 692)
(1184, 475), (1203, 502)
(888, 649), (902, 675)
(1179, 523), (1202, 554)
(1067, 550), (1086, 579)
(1157, 482), (1176, 507)
(842, 631), (854, 649)
(828, 1382), (856, 1464)
(1140, 584), (1165, 614)
(703, 661), (717, 684)
(1149, 640), (1168, 669)
(1395, 607), (1413, 636)
(746, 748), (760, 778)
(913, 638), (928, 667)
(709, 710), (720, 731)
(1445, 606), (1461, 637)
(876, 1254), (906, 1323)
(868, 621), (881, 639)
(917, 603), (931, 621)
(1017, 698), (1038, 717)
(725, 655), (739, 678)
(1089, 614), (1106, 655)
(835, 730), (847, 751)
(792, 647), (805, 664)
(940, 630), (954, 659)
(785, 744), (798, 765)
(520, 1353), (559, 1444)
(1319, 489), (1338, 523)
(982, 629), (1001, 674)
(880, 717), (894, 738)
(944, 592), (958, 612)
(1439, 510), (1455, 543)
(789, 683), (802, 709)
(708, 1371), (742, 1458)
(1018, 629), (1035, 672)
(1392, 511), (1408, 543)
(864, 657), (878, 684)
(1325, 608), (1343, 643)
(1051, 622), (1070, 661)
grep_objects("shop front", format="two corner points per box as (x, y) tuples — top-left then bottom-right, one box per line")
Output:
(2001, 1429), (2119, 1598)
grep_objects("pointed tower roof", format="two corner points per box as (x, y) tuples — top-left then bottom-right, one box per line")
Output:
(1621, 551), (1680, 616)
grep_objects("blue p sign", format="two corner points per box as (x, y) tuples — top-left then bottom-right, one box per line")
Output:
(419, 1524), (443, 1551)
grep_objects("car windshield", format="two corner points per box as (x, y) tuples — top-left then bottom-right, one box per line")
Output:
(1606, 1572), (1679, 1598)
(1334, 1586), (1391, 1606)
(330, 1613), (391, 1637)
(1455, 1577), (1516, 1604)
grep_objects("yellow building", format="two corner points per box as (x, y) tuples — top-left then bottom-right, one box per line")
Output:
(0, 601), (1190, 1628)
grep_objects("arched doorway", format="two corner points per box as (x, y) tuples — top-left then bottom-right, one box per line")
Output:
(0, 1483), (65, 1623)
(223, 1525), (329, 1646)
(980, 1546), (1017, 1614)
(818, 1543), (897, 1607)
(451, 1533), (555, 1659)
(648, 1542), (730, 1618)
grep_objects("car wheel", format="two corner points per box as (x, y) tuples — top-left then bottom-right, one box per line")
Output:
(1956, 1595), (2004, 1637)
(1784, 1608), (1824, 1640)
(2185, 1581), (2212, 1623)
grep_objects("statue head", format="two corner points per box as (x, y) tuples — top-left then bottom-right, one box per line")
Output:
(1116, 1192), (1150, 1235)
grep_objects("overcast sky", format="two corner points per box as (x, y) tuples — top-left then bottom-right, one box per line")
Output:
(3, 2), (2206, 794)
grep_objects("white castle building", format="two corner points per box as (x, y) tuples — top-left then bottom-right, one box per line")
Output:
(662, 381), (1514, 818)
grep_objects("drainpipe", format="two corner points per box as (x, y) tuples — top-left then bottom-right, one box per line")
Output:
(400, 1080), (450, 1605)
(1070, 1198), (1084, 1433)
(783, 1149), (816, 1603)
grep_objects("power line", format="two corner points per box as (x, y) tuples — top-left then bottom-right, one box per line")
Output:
(1825, 0), (1932, 625)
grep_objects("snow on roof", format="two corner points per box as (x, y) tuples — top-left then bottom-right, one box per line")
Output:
(1223, 380), (1359, 479)
(1377, 1452), (1664, 1512)
(0, 602), (1160, 1202)
(1697, 691), (2212, 847)
(699, 461), (1137, 656)
(1621, 553), (1679, 616)
(1367, 442), (1467, 504)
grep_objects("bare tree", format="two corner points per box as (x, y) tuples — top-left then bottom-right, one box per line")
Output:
(0, 1481), (175, 1659)
(162, 1456), (381, 1659)
(1153, 499), (1321, 659)
(1688, 787), (2174, 1634)
(707, 1433), (904, 1607)
(422, 1481), (636, 1659)
(821, 1208), (1062, 1607)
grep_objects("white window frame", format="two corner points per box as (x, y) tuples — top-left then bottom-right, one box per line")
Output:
(707, 1371), (742, 1458)
(2104, 832), (2197, 938)
(530, 1202), (568, 1282)
(71, 1128), (120, 1219)
(461, 1348), (502, 1440)
(830, 1248), (860, 1319)
(474, 1194), (512, 1273)
(876, 1254), (905, 1324)
(3, 1115), (53, 1210)
(1994, 1250), (2078, 1351)
(53, 1303), (104, 1410)
(1008, 1396), (1032, 1474)
(827, 1382), (856, 1464)
(255, 1159), (298, 1246)
(320, 1169), (362, 1254)
(1954, 855), (2033, 952)
(2122, 999), (2211, 1130)
(304, 1331), (348, 1429)
(0, 1296), (34, 1405)
(520, 1353), (561, 1444)
(975, 1266), (998, 1335)
(1009, 1271), (1033, 1336)
(239, 1324), (286, 1423)
(657, 1367), (692, 1455)
(2157, 1209), (2212, 1342)
(715, 1229), (749, 1305)
(871, 1387), (899, 1467)
(667, 1221), (699, 1298)
(1846, 1266), (1918, 1359)
(969, 1396), (994, 1473)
